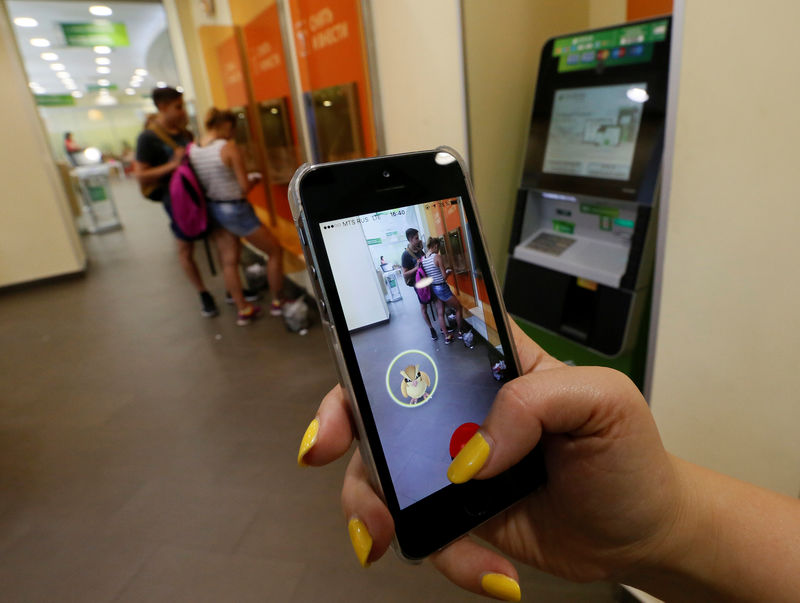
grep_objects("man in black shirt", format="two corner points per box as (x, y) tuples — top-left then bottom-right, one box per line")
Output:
(401, 228), (437, 340)
(134, 87), (218, 317)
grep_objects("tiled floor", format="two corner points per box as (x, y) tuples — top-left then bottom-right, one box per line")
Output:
(0, 179), (620, 602)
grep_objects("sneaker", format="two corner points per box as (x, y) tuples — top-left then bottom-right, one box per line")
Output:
(444, 333), (454, 344)
(269, 300), (283, 316)
(200, 291), (219, 317)
(225, 289), (261, 304)
(430, 327), (438, 341)
(236, 304), (263, 326)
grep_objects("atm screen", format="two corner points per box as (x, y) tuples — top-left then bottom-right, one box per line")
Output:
(542, 83), (646, 181)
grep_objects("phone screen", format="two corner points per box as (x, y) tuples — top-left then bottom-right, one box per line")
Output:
(319, 197), (511, 509)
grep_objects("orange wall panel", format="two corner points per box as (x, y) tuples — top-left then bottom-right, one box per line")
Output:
(216, 36), (249, 108)
(627, 0), (672, 20)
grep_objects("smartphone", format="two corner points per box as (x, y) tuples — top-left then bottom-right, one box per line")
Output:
(289, 148), (546, 561)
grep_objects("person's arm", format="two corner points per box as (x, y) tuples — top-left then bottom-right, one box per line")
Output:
(222, 141), (256, 195)
(401, 253), (419, 282)
(133, 152), (182, 185)
(297, 321), (800, 602)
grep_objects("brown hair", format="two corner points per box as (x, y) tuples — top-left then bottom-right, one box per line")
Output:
(152, 86), (182, 108)
(426, 236), (440, 252)
(205, 107), (236, 130)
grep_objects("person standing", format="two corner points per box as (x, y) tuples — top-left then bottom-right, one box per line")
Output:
(401, 228), (437, 341)
(190, 108), (286, 316)
(133, 87), (219, 318)
(422, 237), (464, 344)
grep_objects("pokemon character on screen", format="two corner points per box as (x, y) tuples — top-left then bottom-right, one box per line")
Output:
(399, 365), (431, 405)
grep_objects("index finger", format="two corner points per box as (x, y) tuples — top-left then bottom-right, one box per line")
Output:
(298, 383), (355, 467)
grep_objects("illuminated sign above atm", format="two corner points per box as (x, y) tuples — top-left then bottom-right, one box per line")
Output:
(552, 19), (668, 73)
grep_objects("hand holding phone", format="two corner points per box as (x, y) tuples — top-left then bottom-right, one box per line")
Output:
(299, 323), (684, 600)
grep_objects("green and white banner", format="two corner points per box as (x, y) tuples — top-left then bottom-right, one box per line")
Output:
(61, 23), (130, 47)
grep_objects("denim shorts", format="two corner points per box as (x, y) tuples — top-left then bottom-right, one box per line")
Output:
(432, 282), (452, 302)
(207, 199), (261, 237)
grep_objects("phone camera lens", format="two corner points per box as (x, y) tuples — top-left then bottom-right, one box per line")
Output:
(382, 170), (390, 178)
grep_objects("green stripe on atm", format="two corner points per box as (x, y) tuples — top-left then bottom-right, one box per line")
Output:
(614, 218), (635, 228)
(580, 204), (619, 218)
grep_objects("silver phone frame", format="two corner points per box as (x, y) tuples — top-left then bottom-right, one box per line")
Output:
(288, 146), (522, 562)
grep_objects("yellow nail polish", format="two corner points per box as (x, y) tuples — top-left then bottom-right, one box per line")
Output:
(447, 431), (490, 484)
(297, 417), (319, 467)
(481, 573), (521, 602)
(348, 517), (372, 568)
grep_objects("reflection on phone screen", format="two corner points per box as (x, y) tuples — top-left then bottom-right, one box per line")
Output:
(321, 198), (510, 509)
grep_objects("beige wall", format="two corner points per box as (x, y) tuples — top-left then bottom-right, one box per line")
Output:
(0, 5), (85, 287)
(367, 0), (469, 160)
(589, 0), (626, 28)
(649, 0), (800, 496)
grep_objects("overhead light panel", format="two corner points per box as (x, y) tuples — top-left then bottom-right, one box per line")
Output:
(30, 38), (51, 48)
(50, 63), (65, 71)
(97, 66), (111, 74)
(156, 81), (167, 88)
(134, 68), (148, 76)
(93, 46), (111, 55)
(41, 52), (59, 61)
(130, 81), (141, 88)
(71, 91), (83, 98)
(95, 57), (111, 66)
(176, 86), (184, 93)
(14, 17), (39, 28)
(97, 79), (110, 86)
(56, 71), (71, 79)
(89, 6), (113, 17)
(124, 88), (135, 96)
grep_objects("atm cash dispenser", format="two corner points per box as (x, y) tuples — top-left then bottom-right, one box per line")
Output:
(504, 17), (671, 377)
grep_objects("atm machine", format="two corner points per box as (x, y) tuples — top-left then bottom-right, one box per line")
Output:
(504, 17), (671, 385)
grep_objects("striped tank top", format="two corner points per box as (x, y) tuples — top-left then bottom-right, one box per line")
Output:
(421, 253), (445, 284)
(189, 139), (243, 201)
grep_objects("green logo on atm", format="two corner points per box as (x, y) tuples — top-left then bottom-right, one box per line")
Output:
(552, 220), (574, 234)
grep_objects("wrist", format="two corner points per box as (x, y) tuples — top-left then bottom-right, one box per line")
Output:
(618, 455), (719, 599)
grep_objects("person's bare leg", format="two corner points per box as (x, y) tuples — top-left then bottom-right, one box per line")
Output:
(436, 299), (449, 339)
(419, 303), (433, 328)
(213, 230), (247, 312)
(176, 239), (205, 291)
(243, 225), (284, 303)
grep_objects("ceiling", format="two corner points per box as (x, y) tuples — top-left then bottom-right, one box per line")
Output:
(6, 0), (179, 100)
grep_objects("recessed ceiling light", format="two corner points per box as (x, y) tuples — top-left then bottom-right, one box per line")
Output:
(50, 63), (65, 71)
(93, 46), (111, 55)
(176, 86), (184, 93)
(89, 5), (113, 17)
(134, 68), (148, 76)
(56, 72), (71, 79)
(14, 17), (39, 28)
(71, 91), (83, 98)
(130, 82), (141, 88)
(95, 57), (111, 65)
(65, 82), (77, 90)
(97, 66), (111, 74)
(156, 81), (167, 88)
(41, 52), (59, 61)
(97, 79), (110, 86)
(28, 82), (41, 89)
(124, 88), (135, 95)
(30, 38), (51, 48)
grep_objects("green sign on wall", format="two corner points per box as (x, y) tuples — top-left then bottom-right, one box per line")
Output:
(61, 23), (130, 47)
(35, 94), (76, 107)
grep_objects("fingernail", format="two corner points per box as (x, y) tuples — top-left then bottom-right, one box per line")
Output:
(447, 431), (490, 484)
(297, 417), (319, 467)
(347, 517), (372, 568)
(481, 573), (521, 602)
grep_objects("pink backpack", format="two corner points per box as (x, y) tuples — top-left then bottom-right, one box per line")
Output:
(415, 263), (432, 303)
(169, 143), (208, 238)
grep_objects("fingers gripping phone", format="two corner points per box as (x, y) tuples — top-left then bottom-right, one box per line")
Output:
(289, 148), (546, 561)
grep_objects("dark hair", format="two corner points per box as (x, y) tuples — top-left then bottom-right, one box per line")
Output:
(405, 228), (419, 241)
(152, 86), (182, 108)
(205, 107), (236, 130)
(64, 132), (72, 140)
(426, 236), (440, 251)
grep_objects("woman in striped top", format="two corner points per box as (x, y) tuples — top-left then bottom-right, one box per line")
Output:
(191, 108), (285, 320)
(422, 237), (464, 344)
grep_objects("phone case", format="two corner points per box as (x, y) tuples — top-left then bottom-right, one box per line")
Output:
(288, 147), (522, 562)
